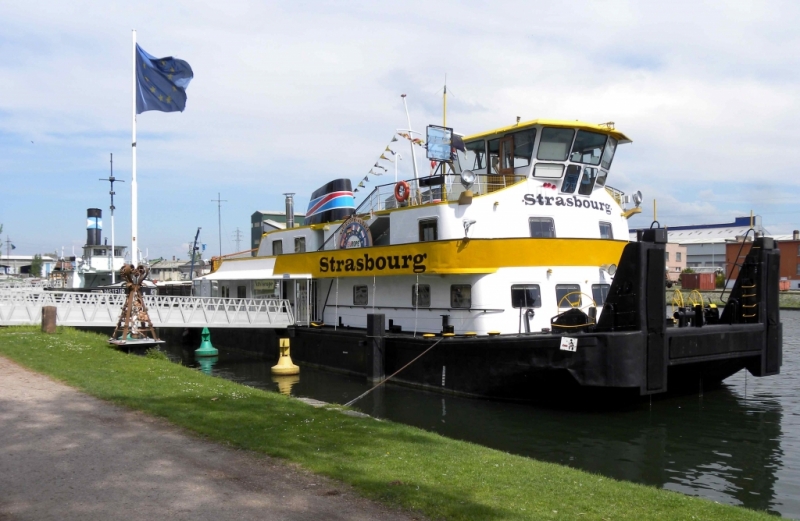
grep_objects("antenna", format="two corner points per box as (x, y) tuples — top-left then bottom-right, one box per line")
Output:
(100, 153), (124, 283)
(211, 193), (227, 258)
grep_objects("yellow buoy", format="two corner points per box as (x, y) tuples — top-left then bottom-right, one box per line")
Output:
(271, 338), (300, 375)
(422, 333), (436, 338)
(443, 332), (456, 337)
(464, 331), (477, 337)
(487, 331), (501, 336)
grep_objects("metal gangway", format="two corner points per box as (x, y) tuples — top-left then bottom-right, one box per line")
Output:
(0, 291), (295, 328)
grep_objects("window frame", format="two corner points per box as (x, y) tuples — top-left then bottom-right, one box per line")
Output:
(353, 285), (369, 306)
(450, 284), (472, 309)
(577, 167), (598, 195)
(569, 130), (608, 166)
(412, 284), (431, 308)
(294, 237), (306, 253)
(599, 221), (613, 240)
(591, 284), (610, 306)
(511, 284), (542, 308)
(272, 240), (283, 255)
(529, 217), (556, 238)
(556, 284), (582, 308)
(537, 127), (575, 161)
(419, 218), (438, 242)
(561, 165), (581, 193)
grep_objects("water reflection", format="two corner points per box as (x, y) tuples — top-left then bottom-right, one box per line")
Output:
(161, 309), (800, 519)
(195, 355), (218, 375)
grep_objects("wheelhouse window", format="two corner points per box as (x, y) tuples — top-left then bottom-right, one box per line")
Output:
(529, 217), (555, 238)
(591, 284), (610, 306)
(353, 285), (368, 306)
(537, 128), (575, 161)
(488, 138), (500, 175)
(599, 221), (613, 239)
(463, 140), (486, 172)
(578, 167), (598, 195)
(601, 137), (617, 169)
(533, 163), (564, 179)
(556, 284), (581, 308)
(412, 284), (431, 307)
(596, 169), (608, 187)
(511, 129), (536, 168)
(272, 240), (283, 255)
(294, 237), (306, 253)
(511, 284), (542, 308)
(419, 218), (438, 242)
(450, 284), (471, 308)
(561, 165), (581, 193)
(570, 130), (607, 166)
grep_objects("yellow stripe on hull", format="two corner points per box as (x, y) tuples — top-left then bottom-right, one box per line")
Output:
(265, 238), (627, 278)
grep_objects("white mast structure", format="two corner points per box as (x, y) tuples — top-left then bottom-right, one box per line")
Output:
(400, 94), (420, 195)
(131, 29), (139, 266)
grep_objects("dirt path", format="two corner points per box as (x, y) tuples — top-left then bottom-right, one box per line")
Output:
(0, 356), (422, 521)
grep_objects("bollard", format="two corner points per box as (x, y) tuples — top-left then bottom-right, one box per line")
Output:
(366, 314), (386, 383)
(271, 338), (299, 375)
(195, 327), (219, 356)
(41, 306), (57, 334)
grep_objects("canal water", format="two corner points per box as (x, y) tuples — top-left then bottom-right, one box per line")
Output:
(162, 310), (800, 518)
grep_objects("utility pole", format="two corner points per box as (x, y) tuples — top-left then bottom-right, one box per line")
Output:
(100, 153), (124, 283)
(211, 193), (227, 258)
(232, 227), (243, 252)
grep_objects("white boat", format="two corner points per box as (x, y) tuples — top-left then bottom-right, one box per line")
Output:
(191, 118), (782, 400)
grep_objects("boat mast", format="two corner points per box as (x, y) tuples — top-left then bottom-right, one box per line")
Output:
(401, 94), (420, 185)
(100, 153), (124, 284)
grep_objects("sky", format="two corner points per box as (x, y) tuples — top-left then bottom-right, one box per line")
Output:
(1, 1), (799, 260)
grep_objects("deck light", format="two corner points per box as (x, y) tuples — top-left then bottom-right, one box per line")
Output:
(632, 191), (643, 208)
(460, 169), (475, 190)
(463, 219), (476, 238)
(601, 263), (617, 276)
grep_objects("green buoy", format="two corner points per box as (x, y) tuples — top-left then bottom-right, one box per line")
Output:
(195, 327), (219, 357)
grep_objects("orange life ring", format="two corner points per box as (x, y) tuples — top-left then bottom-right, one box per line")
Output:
(394, 181), (410, 202)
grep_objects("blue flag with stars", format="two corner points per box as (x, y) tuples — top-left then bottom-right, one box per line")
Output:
(136, 44), (193, 114)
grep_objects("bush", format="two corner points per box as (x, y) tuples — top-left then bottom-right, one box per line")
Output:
(144, 348), (170, 361)
(682, 267), (696, 274)
(716, 273), (725, 288)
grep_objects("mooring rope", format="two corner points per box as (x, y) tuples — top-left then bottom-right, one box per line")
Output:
(344, 337), (444, 407)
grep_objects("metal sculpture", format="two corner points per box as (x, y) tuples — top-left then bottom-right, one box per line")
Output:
(109, 264), (163, 346)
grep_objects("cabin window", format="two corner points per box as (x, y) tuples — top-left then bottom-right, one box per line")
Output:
(533, 163), (564, 178)
(561, 165), (581, 193)
(578, 167), (598, 195)
(556, 284), (581, 308)
(464, 140), (486, 172)
(511, 284), (542, 308)
(537, 128), (575, 161)
(592, 284), (610, 306)
(488, 138), (500, 175)
(450, 284), (471, 308)
(599, 221), (613, 239)
(295, 237), (306, 253)
(419, 219), (438, 242)
(93, 249), (106, 256)
(529, 217), (556, 238)
(570, 130), (607, 166)
(601, 137), (617, 169)
(353, 285), (368, 306)
(596, 169), (608, 187)
(237, 286), (246, 298)
(412, 284), (431, 307)
(221, 286), (230, 298)
(511, 129), (536, 167)
(272, 240), (283, 255)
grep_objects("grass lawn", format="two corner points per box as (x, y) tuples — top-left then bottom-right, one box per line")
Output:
(0, 326), (776, 521)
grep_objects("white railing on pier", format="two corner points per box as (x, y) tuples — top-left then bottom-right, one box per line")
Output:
(0, 291), (295, 328)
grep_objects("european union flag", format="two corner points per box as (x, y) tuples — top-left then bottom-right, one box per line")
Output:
(136, 44), (193, 114)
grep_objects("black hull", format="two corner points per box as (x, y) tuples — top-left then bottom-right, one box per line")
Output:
(162, 233), (783, 401)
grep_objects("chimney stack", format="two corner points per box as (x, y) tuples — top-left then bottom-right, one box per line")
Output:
(86, 208), (102, 246)
(284, 193), (295, 229)
(793, 230), (799, 241)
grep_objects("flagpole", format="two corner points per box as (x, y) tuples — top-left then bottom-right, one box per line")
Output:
(131, 29), (139, 266)
(401, 94), (420, 184)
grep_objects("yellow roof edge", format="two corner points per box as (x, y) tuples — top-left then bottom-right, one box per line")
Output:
(463, 119), (632, 144)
